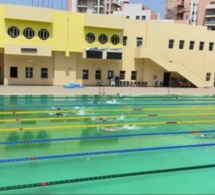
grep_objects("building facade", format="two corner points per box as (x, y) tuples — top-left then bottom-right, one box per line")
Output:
(67, 0), (121, 14)
(165, 0), (215, 30)
(0, 4), (215, 88)
(113, 3), (159, 20)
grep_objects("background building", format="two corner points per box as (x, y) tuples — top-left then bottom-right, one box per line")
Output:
(113, 3), (159, 20)
(165, 0), (215, 30)
(67, 0), (121, 14)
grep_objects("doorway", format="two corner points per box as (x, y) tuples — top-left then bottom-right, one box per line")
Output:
(163, 72), (170, 87)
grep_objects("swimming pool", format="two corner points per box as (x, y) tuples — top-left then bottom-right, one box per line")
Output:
(1, 94), (215, 194)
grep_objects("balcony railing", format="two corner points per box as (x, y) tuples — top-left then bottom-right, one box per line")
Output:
(177, 8), (189, 13)
(77, 1), (87, 7)
(205, 12), (215, 15)
(205, 20), (215, 24)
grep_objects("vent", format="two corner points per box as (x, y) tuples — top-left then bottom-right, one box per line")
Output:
(21, 48), (37, 53)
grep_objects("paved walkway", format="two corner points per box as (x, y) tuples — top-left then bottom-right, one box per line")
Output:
(0, 85), (215, 95)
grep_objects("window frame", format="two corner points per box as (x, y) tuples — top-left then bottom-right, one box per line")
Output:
(168, 39), (174, 49)
(131, 71), (137, 80)
(111, 35), (120, 45)
(199, 41), (204, 51)
(98, 34), (108, 44)
(38, 29), (49, 40)
(209, 42), (214, 51)
(119, 70), (125, 80)
(85, 33), (95, 43)
(179, 40), (185, 49)
(41, 68), (48, 79)
(189, 41), (195, 50)
(82, 69), (89, 80)
(206, 73), (211, 81)
(25, 67), (33, 78)
(95, 70), (101, 80)
(23, 27), (35, 39)
(136, 37), (143, 47)
(8, 26), (20, 38)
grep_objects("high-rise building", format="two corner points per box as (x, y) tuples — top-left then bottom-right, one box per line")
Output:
(67, 0), (121, 14)
(165, 0), (215, 30)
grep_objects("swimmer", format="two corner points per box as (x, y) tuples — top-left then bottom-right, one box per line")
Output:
(93, 100), (99, 104)
(51, 107), (64, 110)
(116, 93), (120, 96)
(97, 126), (117, 132)
(201, 134), (211, 138)
(92, 117), (106, 122)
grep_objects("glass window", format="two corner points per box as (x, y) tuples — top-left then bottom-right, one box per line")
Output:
(8, 26), (20, 38)
(23, 28), (35, 39)
(199, 42), (204, 50)
(82, 69), (89, 80)
(95, 70), (101, 80)
(206, 73), (211, 81)
(189, 41), (195, 50)
(136, 16), (140, 20)
(131, 71), (137, 80)
(142, 16), (146, 20)
(25, 67), (33, 78)
(38, 29), (49, 40)
(209, 42), (214, 51)
(179, 40), (185, 49)
(98, 34), (108, 44)
(10, 67), (18, 78)
(136, 37), (143, 47)
(126, 16), (130, 19)
(123, 36), (127, 46)
(168, 39), (174, 49)
(85, 33), (95, 43)
(41, 68), (48, 78)
(111, 35), (120, 45)
(119, 70), (125, 80)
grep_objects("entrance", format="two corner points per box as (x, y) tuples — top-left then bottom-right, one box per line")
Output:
(163, 72), (170, 87)
(107, 70), (113, 79)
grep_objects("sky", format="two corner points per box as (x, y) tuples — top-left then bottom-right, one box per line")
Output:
(0, 0), (166, 19)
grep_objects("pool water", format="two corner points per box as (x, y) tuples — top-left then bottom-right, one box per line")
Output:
(1, 94), (215, 194)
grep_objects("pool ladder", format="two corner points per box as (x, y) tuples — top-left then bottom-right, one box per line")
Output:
(99, 86), (105, 95)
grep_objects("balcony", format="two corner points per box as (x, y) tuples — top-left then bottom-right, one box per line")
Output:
(177, 8), (189, 13)
(77, 1), (87, 7)
(205, 20), (215, 25)
(112, 0), (120, 7)
(205, 11), (215, 17)
(177, 0), (184, 6)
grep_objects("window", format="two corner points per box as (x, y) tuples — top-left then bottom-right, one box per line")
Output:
(179, 40), (185, 49)
(108, 70), (113, 79)
(168, 39), (174, 49)
(98, 34), (108, 44)
(206, 73), (211, 81)
(209, 42), (214, 51)
(136, 37), (143, 47)
(38, 29), (49, 40)
(126, 16), (130, 19)
(131, 71), (137, 80)
(8, 26), (19, 38)
(123, 36), (127, 46)
(189, 41), (195, 50)
(111, 35), (120, 45)
(23, 28), (35, 39)
(25, 67), (33, 78)
(95, 70), (101, 80)
(199, 42), (204, 50)
(41, 68), (48, 78)
(82, 69), (89, 80)
(85, 33), (95, 43)
(136, 16), (140, 20)
(119, 70), (125, 80)
(10, 67), (18, 78)
(142, 16), (146, 20)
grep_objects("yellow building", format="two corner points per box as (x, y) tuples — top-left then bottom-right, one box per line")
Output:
(0, 4), (214, 88)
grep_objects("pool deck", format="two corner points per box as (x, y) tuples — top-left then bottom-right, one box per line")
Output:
(0, 85), (215, 95)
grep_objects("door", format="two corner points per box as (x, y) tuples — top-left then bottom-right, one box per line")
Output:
(163, 72), (170, 87)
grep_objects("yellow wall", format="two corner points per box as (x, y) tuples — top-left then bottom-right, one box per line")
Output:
(1, 4), (215, 87)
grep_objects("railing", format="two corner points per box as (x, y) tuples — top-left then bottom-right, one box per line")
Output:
(205, 20), (215, 24)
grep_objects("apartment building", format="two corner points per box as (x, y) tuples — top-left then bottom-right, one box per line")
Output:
(113, 3), (159, 20)
(1, 4), (215, 88)
(67, 0), (121, 14)
(165, 0), (215, 29)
